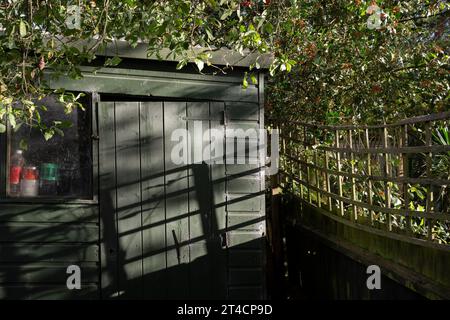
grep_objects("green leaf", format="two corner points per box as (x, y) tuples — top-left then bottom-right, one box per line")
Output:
(250, 74), (258, 85)
(0, 123), (5, 133)
(54, 127), (64, 137)
(220, 9), (233, 20)
(176, 59), (188, 70)
(19, 20), (27, 37)
(19, 139), (28, 151)
(44, 130), (54, 141)
(242, 74), (249, 89)
(286, 62), (292, 72)
(59, 120), (73, 129)
(8, 114), (16, 128)
(195, 59), (205, 72)
(105, 56), (122, 67)
(13, 122), (22, 132)
(205, 28), (215, 41)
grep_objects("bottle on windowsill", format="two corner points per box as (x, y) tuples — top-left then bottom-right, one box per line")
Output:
(9, 150), (25, 197)
(39, 163), (59, 196)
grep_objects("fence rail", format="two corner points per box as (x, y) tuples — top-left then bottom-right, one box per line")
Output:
(271, 112), (450, 249)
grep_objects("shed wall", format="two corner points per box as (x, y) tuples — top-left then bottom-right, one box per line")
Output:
(0, 63), (266, 299)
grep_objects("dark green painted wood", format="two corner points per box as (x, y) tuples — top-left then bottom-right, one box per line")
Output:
(186, 101), (228, 299)
(227, 177), (261, 194)
(115, 101), (143, 299)
(0, 223), (98, 243)
(223, 90), (265, 297)
(0, 244), (98, 262)
(0, 284), (99, 300)
(0, 112), (101, 300)
(0, 64), (266, 299)
(140, 101), (168, 299)
(46, 67), (258, 103)
(229, 268), (264, 286)
(227, 214), (264, 232)
(187, 101), (211, 298)
(0, 127), (6, 198)
(92, 93), (100, 202)
(228, 286), (263, 299)
(94, 40), (273, 68)
(0, 263), (98, 283)
(228, 250), (262, 267)
(225, 102), (260, 121)
(0, 204), (97, 223)
(227, 194), (262, 212)
(225, 163), (260, 176)
(227, 233), (264, 250)
(209, 101), (228, 299)
(164, 101), (190, 299)
(98, 101), (119, 299)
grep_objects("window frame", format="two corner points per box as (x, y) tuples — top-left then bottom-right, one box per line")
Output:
(0, 92), (99, 204)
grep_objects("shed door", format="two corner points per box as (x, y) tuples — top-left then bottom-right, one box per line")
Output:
(99, 100), (231, 299)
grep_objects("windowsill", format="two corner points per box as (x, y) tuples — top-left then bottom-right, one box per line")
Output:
(0, 197), (98, 205)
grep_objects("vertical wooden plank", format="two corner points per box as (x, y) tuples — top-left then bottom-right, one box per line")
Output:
(401, 124), (412, 234)
(0, 122), (6, 197)
(365, 129), (374, 225)
(91, 93), (100, 203)
(98, 101), (119, 299)
(425, 122), (434, 241)
(325, 150), (332, 212)
(349, 130), (357, 221)
(4, 119), (11, 196)
(298, 125), (304, 200)
(187, 101), (212, 298)
(140, 101), (167, 299)
(164, 101), (190, 298)
(383, 126), (392, 231)
(115, 101), (143, 299)
(314, 140), (321, 208)
(209, 101), (228, 299)
(257, 72), (266, 298)
(305, 126), (312, 204)
(335, 130), (344, 216)
(307, 165), (312, 204)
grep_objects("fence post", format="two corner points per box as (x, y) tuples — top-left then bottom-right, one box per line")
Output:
(349, 129), (358, 221)
(401, 124), (412, 234)
(314, 136), (321, 208)
(305, 126), (312, 204)
(383, 125), (392, 231)
(335, 129), (344, 216)
(325, 148), (332, 212)
(365, 128), (374, 225)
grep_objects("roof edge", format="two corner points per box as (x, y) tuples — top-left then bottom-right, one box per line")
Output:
(94, 40), (273, 69)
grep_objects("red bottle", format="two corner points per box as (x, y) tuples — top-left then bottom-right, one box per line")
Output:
(9, 150), (25, 197)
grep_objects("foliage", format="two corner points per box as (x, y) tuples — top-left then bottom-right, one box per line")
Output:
(0, 0), (448, 138)
(0, 0), (277, 138)
(267, 0), (449, 125)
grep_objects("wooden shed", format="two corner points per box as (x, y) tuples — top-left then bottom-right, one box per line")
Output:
(0, 43), (269, 299)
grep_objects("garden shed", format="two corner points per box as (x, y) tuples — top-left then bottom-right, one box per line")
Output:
(0, 42), (270, 299)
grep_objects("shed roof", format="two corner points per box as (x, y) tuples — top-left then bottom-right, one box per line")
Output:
(95, 40), (273, 69)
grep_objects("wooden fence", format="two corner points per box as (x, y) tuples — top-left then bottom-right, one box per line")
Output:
(272, 111), (450, 250)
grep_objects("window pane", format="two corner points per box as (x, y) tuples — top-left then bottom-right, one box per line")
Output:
(7, 94), (92, 199)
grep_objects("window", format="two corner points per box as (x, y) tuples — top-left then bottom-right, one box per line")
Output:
(5, 94), (93, 199)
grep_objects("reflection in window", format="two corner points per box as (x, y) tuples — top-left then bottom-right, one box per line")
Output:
(7, 94), (92, 199)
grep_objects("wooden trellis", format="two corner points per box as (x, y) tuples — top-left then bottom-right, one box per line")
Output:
(273, 111), (450, 250)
